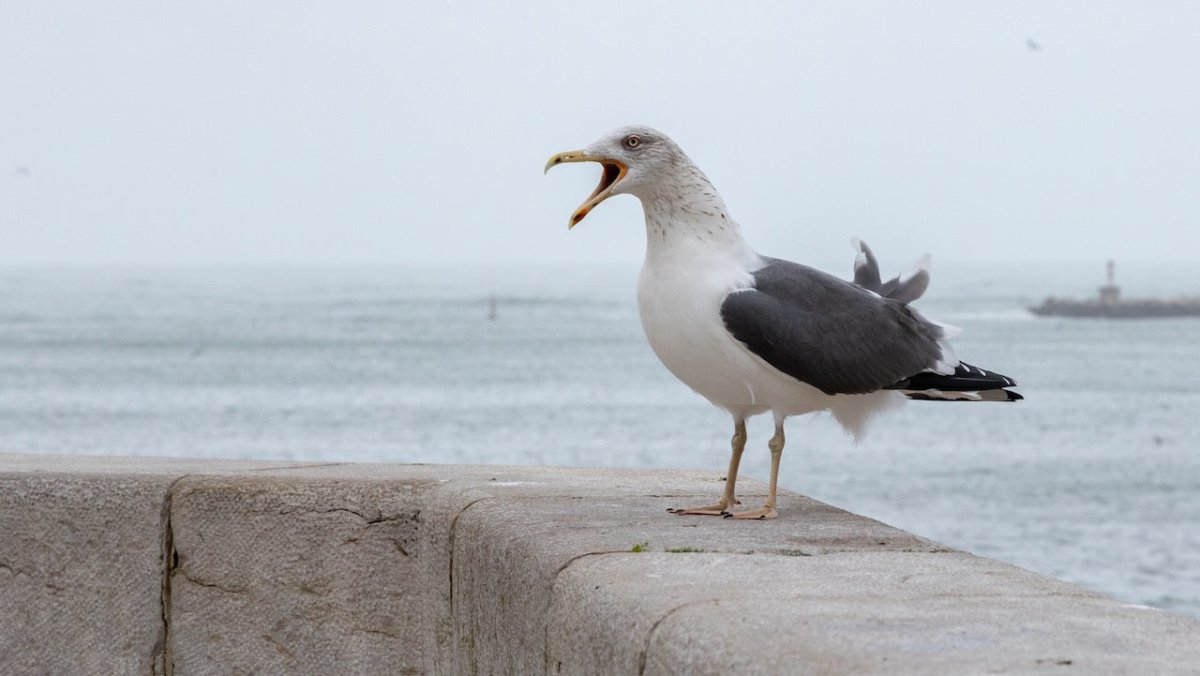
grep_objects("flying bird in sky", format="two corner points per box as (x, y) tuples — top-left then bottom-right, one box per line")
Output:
(546, 126), (1020, 520)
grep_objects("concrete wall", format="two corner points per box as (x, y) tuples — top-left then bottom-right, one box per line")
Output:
(2, 453), (1198, 675)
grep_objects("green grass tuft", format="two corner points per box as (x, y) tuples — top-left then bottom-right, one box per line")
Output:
(630, 541), (650, 553)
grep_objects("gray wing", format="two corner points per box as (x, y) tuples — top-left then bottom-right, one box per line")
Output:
(720, 257), (947, 395)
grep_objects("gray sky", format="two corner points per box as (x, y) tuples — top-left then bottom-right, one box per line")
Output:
(2, 1), (1198, 267)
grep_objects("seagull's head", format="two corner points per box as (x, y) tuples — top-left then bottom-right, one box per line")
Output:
(544, 125), (685, 229)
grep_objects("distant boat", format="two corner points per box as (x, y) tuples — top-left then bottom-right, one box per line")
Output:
(1030, 260), (1200, 318)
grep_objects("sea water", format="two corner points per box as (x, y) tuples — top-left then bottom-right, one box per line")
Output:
(1, 262), (1198, 617)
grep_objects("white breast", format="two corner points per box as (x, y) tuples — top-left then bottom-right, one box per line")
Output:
(636, 239), (775, 417)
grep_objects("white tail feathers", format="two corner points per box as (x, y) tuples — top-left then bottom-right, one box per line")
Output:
(928, 317), (962, 340)
(902, 389), (983, 401)
(830, 390), (905, 441)
(903, 388), (1022, 402)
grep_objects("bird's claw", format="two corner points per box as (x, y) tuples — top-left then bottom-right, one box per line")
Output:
(722, 506), (779, 520)
(670, 504), (731, 516)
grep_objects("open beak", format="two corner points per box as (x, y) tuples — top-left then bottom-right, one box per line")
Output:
(544, 150), (628, 229)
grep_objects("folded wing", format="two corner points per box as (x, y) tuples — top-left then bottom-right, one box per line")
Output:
(721, 257), (952, 395)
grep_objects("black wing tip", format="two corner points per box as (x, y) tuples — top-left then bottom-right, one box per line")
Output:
(888, 362), (1019, 392)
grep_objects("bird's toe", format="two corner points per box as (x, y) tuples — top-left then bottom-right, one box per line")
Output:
(724, 506), (778, 520)
(670, 503), (731, 516)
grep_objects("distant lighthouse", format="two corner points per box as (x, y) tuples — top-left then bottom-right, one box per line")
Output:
(1098, 259), (1120, 305)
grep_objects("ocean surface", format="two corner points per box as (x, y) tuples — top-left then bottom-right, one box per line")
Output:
(2, 262), (1198, 618)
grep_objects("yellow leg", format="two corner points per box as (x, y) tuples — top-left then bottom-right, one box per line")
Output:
(670, 419), (746, 516)
(726, 421), (783, 520)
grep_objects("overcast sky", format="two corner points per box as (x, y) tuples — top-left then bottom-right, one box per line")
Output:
(2, 2), (1197, 267)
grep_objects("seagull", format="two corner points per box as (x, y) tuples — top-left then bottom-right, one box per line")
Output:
(545, 125), (1020, 520)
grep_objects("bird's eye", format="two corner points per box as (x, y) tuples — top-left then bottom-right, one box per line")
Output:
(624, 135), (641, 149)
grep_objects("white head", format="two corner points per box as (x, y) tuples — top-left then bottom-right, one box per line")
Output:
(544, 125), (696, 228)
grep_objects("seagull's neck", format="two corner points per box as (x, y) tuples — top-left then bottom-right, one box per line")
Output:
(633, 166), (758, 269)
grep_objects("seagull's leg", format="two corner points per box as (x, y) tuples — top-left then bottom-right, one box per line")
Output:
(725, 420), (784, 520)
(669, 418), (746, 516)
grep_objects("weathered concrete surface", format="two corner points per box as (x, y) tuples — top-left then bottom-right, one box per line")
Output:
(166, 476), (435, 675)
(551, 552), (1200, 675)
(449, 493), (946, 675)
(0, 472), (171, 675)
(0, 455), (325, 675)
(2, 453), (1200, 676)
(223, 462), (761, 673)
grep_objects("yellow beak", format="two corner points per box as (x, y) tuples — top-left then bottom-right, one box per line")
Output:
(544, 150), (628, 229)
